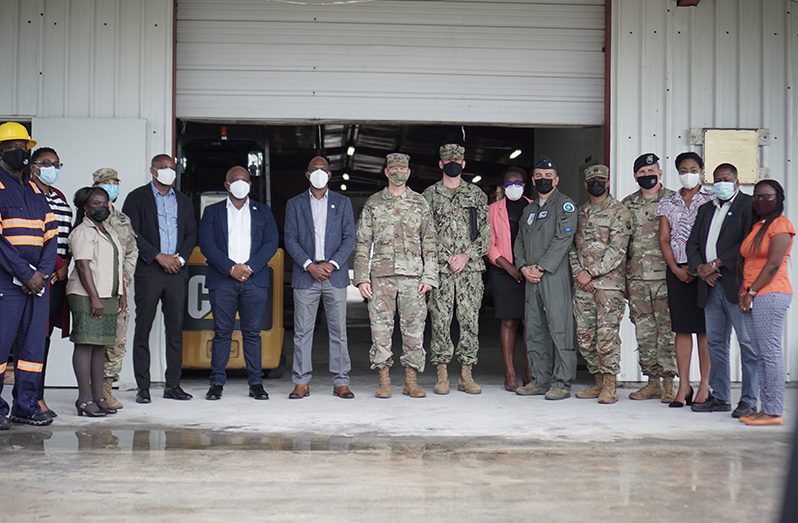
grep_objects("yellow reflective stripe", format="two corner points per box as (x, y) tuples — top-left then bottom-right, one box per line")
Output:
(6, 235), (44, 246)
(1, 218), (45, 230)
(44, 212), (56, 224)
(28, 181), (41, 194)
(0, 180), (5, 189)
(0, 362), (6, 374)
(43, 229), (58, 241)
(16, 360), (43, 373)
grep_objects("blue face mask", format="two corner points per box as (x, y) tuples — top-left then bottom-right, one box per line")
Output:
(713, 181), (736, 201)
(100, 183), (120, 203)
(37, 166), (60, 186)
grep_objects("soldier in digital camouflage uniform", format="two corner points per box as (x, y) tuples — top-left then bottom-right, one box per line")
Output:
(354, 153), (438, 399)
(570, 165), (632, 404)
(92, 168), (138, 409)
(622, 153), (677, 403)
(422, 144), (489, 395)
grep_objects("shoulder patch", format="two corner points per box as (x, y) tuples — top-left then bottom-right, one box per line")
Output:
(564, 226), (573, 234)
(563, 202), (575, 213)
(526, 213), (535, 225)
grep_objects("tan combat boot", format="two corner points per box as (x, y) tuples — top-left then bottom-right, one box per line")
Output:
(660, 376), (676, 403)
(575, 374), (604, 399)
(402, 367), (426, 398)
(457, 365), (482, 394)
(103, 378), (124, 409)
(375, 367), (392, 399)
(598, 374), (617, 404)
(434, 364), (449, 395)
(629, 376), (662, 400)
(516, 383), (547, 396)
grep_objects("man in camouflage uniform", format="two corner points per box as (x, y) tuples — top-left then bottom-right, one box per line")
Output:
(92, 168), (138, 409)
(354, 153), (438, 399)
(422, 144), (489, 395)
(622, 153), (676, 402)
(514, 156), (578, 400)
(570, 165), (632, 404)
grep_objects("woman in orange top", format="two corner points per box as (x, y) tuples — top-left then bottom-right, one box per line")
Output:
(739, 180), (794, 426)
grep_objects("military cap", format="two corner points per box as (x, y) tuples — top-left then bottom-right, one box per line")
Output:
(386, 153), (410, 168)
(439, 144), (465, 161)
(534, 155), (556, 170)
(92, 167), (120, 184)
(584, 164), (609, 180)
(633, 153), (659, 173)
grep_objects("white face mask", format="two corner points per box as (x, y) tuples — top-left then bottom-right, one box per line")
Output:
(504, 184), (524, 201)
(228, 179), (250, 200)
(156, 167), (176, 186)
(679, 172), (701, 190)
(309, 169), (329, 190)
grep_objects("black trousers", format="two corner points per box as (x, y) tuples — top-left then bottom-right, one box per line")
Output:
(40, 280), (67, 400)
(132, 270), (187, 389)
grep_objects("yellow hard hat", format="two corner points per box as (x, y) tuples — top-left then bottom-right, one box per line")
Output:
(0, 122), (37, 149)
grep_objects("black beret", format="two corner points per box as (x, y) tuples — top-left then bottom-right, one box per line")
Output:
(633, 153), (659, 173)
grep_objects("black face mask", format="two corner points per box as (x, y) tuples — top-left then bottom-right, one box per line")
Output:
(534, 178), (554, 195)
(587, 180), (607, 197)
(2, 148), (31, 171)
(88, 206), (111, 223)
(442, 162), (463, 178)
(636, 174), (658, 190)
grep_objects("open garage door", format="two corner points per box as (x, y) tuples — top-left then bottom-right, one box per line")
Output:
(176, 0), (605, 126)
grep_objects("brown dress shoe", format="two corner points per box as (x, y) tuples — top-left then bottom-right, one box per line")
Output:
(333, 385), (355, 399)
(289, 384), (310, 399)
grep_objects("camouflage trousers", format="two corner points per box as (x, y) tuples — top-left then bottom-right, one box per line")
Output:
(627, 279), (675, 378)
(573, 287), (625, 376)
(428, 270), (483, 366)
(368, 275), (427, 372)
(104, 308), (128, 381)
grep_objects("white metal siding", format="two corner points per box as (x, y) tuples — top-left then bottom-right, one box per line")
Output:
(176, 0), (605, 125)
(611, 0), (797, 381)
(0, 0), (173, 162)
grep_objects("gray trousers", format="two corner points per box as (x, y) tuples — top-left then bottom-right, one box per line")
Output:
(292, 280), (351, 386)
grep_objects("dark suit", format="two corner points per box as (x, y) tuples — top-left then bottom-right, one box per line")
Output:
(284, 189), (355, 386)
(199, 197), (278, 385)
(686, 191), (757, 405)
(122, 182), (197, 390)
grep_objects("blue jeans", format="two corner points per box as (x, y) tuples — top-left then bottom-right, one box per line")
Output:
(208, 281), (268, 386)
(704, 285), (758, 404)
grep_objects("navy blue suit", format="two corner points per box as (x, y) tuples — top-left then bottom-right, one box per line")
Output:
(284, 189), (355, 386)
(199, 198), (278, 386)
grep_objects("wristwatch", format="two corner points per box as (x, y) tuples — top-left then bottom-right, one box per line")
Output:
(746, 287), (757, 297)
(709, 260), (718, 271)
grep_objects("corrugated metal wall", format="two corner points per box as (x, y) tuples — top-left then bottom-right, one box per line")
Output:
(611, 0), (798, 380)
(176, 0), (605, 125)
(0, 0), (173, 161)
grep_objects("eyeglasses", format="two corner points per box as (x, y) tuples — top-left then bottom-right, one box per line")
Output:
(32, 160), (63, 169)
(753, 193), (777, 201)
(503, 180), (524, 188)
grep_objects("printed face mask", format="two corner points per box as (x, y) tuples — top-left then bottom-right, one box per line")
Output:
(387, 170), (409, 186)
(2, 148), (30, 170)
(636, 174), (658, 190)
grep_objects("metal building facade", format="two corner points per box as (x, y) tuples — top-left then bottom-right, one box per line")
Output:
(175, 0), (605, 125)
(611, 0), (798, 380)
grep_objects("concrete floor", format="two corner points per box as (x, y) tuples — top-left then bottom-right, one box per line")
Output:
(1, 300), (794, 521)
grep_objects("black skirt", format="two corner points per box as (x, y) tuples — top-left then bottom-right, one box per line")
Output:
(488, 264), (526, 319)
(665, 266), (706, 334)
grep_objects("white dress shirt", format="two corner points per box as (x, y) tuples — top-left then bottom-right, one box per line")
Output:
(705, 190), (738, 263)
(303, 190), (338, 270)
(227, 197), (252, 264)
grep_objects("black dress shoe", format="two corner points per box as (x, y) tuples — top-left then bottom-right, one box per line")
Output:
(732, 401), (757, 418)
(690, 394), (731, 413)
(249, 384), (269, 400)
(206, 384), (223, 401)
(163, 386), (193, 400)
(136, 389), (151, 404)
(0, 415), (11, 430)
(10, 411), (54, 426)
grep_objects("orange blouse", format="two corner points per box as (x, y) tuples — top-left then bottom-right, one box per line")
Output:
(740, 215), (795, 296)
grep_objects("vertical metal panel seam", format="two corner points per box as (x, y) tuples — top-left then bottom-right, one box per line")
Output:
(638, 0), (645, 155)
(664, 2), (672, 163)
(88, 0), (96, 118)
(736, 0), (742, 127)
(35, 0), (44, 118)
(114, 0), (120, 118)
(713, 0), (719, 125)
(63, 0), (71, 117)
(138, 0), (145, 117)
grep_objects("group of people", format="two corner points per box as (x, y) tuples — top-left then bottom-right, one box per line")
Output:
(0, 119), (793, 430)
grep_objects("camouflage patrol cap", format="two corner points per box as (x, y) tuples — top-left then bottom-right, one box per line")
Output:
(92, 167), (120, 184)
(584, 164), (609, 180)
(386, 153), (410, 168)
(439, 144), (465, 161)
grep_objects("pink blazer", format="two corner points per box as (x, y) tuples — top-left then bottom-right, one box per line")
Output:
(488, 196), (531, 266)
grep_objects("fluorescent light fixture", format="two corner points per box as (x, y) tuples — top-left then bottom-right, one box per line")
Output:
(471, 175), (482, 183)
(340, 183), (348, 191)
(342, 173), (350, 181)
(509, 149), (522, 160)
(347, 146), (355, 156)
